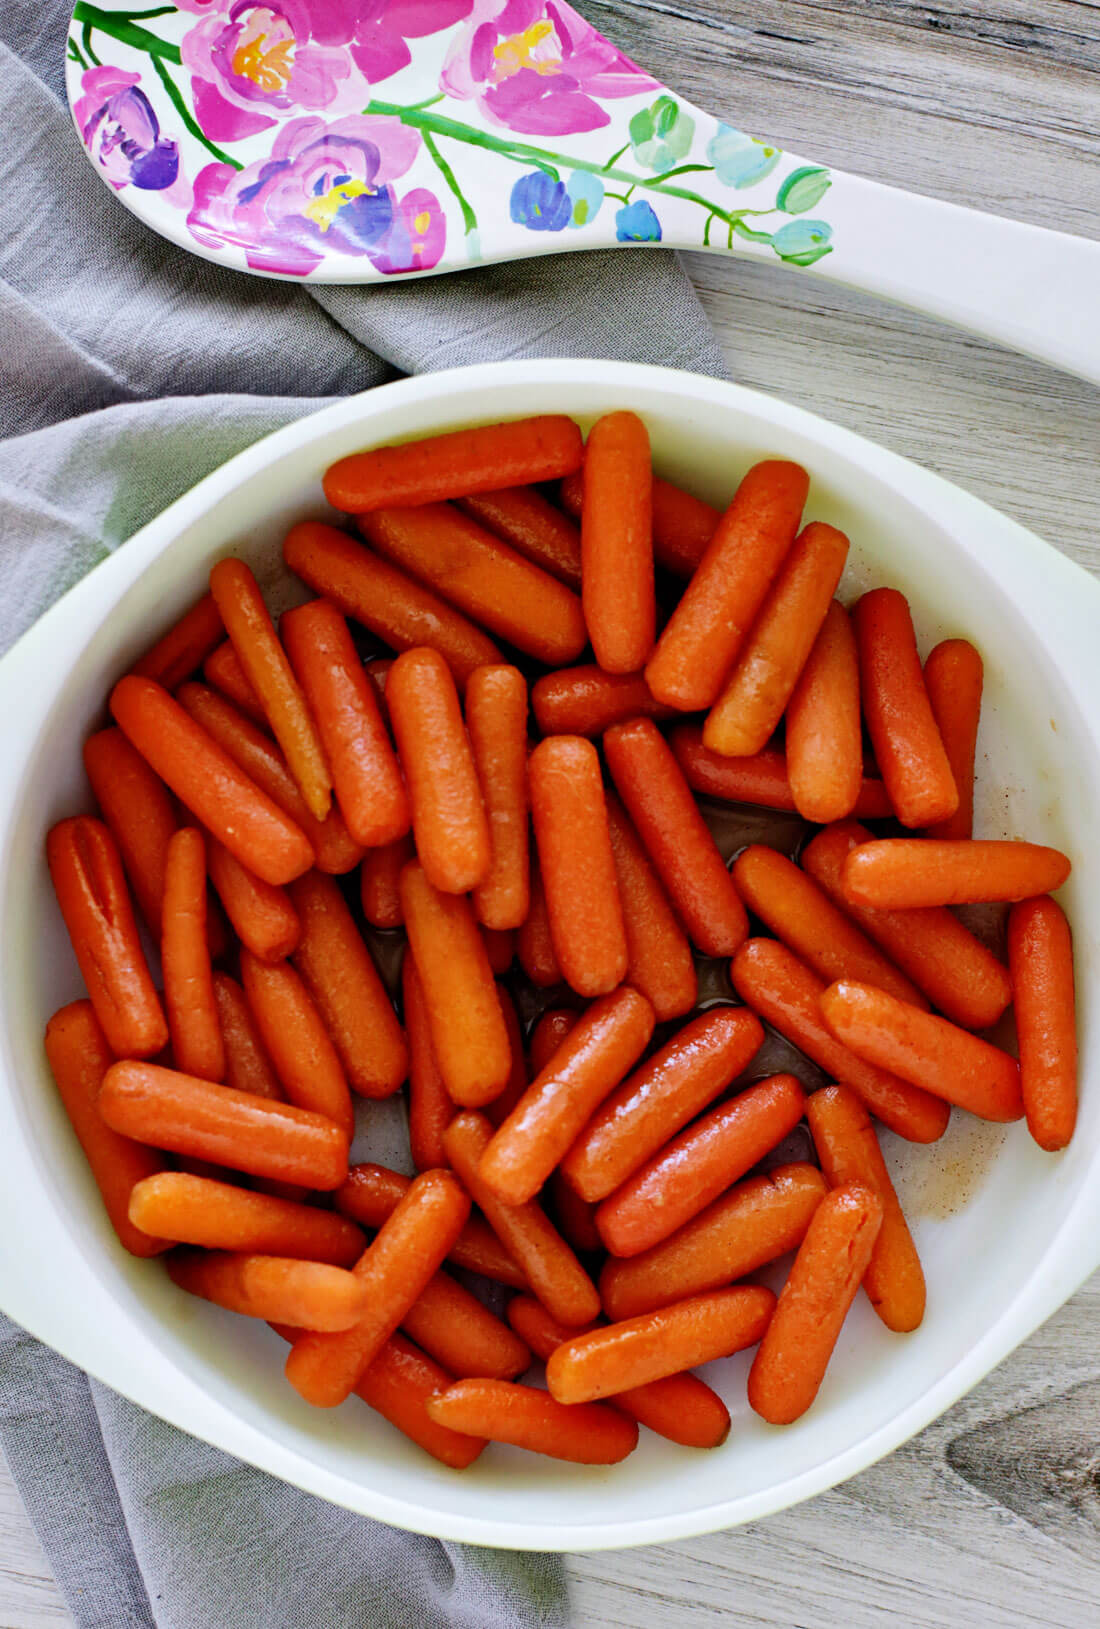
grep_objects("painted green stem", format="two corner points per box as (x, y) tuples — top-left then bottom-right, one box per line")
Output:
(151, 56), (242, 169)
(71, 3), (181, 62)
(422, 131), (477, 236)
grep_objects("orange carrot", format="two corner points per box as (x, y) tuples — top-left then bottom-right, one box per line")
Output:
(782, 600), (863, 824)
(600, 1163), (826, 1320)
(325, 417), (584, 511)
(211, 973), (283, 1100)
(335, 1164), (527, 1289)
(131, 1172), (363, 1264)
(482, 927), (515, 975)
(131, 592), (224, 690)
(466, 665), (530, 931)
(547, 1171), (603, 1255)
(729, 939), (950, 1142)
(1008, 896), (1077, 1151)
(581, 411), (655, 673)
(531, 666), (675, 738)
(400, 1271), (531, 1380)
(403, 952), (453, 1170)
(241, 951), (354, 1140)
(360, 835), (414, 928)
(363, 656), (393, 710)
(44, 1002), (169, 1257)
(47, 817), (167, 1059)
(485, 984), (528, 1126)
(83, 728), (179, 941)
(169, 1251), (368, 1331)
(516, 857), (562, 987)
(605, 792), (696, 1020)
(562, 1007), (764, 1203)
(924, 639), (983, 840)
(528, 1009), (579, 1077)
(670, 725), (893, 818)
(604, 717), (747, 956)
(842, 838), (1071, 908)
(457, 486), (582, 588)
(560, 467), (721, 578)
(206, 838), (301, 962)
(820, 980), (1024, 1121)
(161, 829), (225, 1082)
(203, 639), (268, 726)
(427, 1379), (637, 1463)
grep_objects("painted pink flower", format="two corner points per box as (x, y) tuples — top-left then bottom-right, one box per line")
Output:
(369, 186), (447, 273)
(73, 66), (182, 192)
(440, 0), (656, 135)
(305, 0), (477, 84)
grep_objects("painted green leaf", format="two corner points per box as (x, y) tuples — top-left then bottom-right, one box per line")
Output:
(777, 166), (832, 215)
(629, 95), (696, 174)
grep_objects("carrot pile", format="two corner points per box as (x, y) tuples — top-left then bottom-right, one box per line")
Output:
(44, 410), (1077, 1472)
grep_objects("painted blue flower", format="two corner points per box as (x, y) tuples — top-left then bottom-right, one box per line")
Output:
(566, 170), (604, 228)
(615, 200), (661, 242)
(706, 125), (781, 190)
(771, 218), (833, 266)
(509, 170), (572, 232)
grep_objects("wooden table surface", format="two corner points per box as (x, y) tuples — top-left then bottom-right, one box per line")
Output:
(4, 2), (1099, 1624)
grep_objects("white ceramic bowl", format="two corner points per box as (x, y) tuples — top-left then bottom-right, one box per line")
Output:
(1, 360), (1097, 1552)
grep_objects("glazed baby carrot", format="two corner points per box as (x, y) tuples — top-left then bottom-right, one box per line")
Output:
(805, 1086), (925, 1333)
(482, 927), (515, 975)
(599, 1163), (826, 1321)
(547, 1286), (775, 1405)
(485, 984), (529, 1126)
(580, 411), (655, 673)
(924, 639), (984, 840)
(110, 676), (313, 885)
(206, 837), (301, 962)
(457, 486), (582, 588)
(335, 1164), (527, 1289)
(801, 821), (1012, 1029)
(820, 980), (1024, 1121)
(528, 1009), (579, 1077)
(783, 600), (863, 823)
(360, 505), (587, 665)
(703, 522), (849, 757)
(428, 1378), (638, 1464)
(99, 1062), (350, 1188)
(289, 870), (407, 1099)
(670, 725), (893, 818)
(731, 845), (928, 1008)
(403, 952), (453, 1170)
(161, 829), (225, 1082)
(562, 468), (720, 578)
(548, 1171), (603, 1254)
(842, 838), (1071, 908)
(130, 1172), (363, 1264)
(131, 591), (224, 690)
(605, 792), (696, 1020)
(211, 973), (282, 1100)
(241, 951), (355, 1141)
(204, 639), (268, 726)
(285, 1169), (471, 1407)
(83, 728), (179, 940)
(604, 718), (747, 956)
(324, 416), (584, 511)
(854, 587), (958, 828)
(281, 599), (409, 848)
(466, 665), (529, 931)
(44, 1002), (169, 1257)
(595, 1074), (808, 1258)
(529, 736), (628, 998)
(169, 1252), (369, 1331)
(400, 861), (512, 1107)
(47, 817), (168, 1059)
(400, 1270), (531, 1380)
(360, 835), (414, 928)
(729, 939), (950, 1142)
(478, 988), (655, 1207)
(747, 1182), (883, 1424)
(561, 1007), (764, 1204)
(531, 666), (675, 738)
(645, 460), (809, 710)
(387, 647), (490, 895)
(1008, 896), (1078, 1151)
(516, 858), (562, 987)
(443, 1112), (600, 1326)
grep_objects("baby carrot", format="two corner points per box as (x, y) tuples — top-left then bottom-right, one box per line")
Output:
(400, 1271), (531, 1380)
(478, 987), (655, 1207)
(47, 817), (167, 1059)
(360, 836), (414, 928)
(806, 1086), (924, 1333)
(548, 1286), (775, 1405)
(388, 647), (490, 895)
(211, 973), (282, 1100)
(581, 411), (655, 673)
(784, 600), (863, 823)
(400, 862), (512, 1107)
(428, 1379), (637, 1463)
(335, 1164), (526, 1289)
(820, 980), (1024, 1121)
(531, 666), (675, 738)
(801, 821), (1012, 1029)
(562, 1007), (764, 1203)
(670, 725), (893, 818)
(604, 718), (747, 956)
(131, 591), (224, 690)
(529, 736), (628, 998)
(457, 486), (582, 588)
(600, 1163), (826, 1321)
(83, 728), (179, 941)
(482, 928), (515, 975)
(854, 587), (958, 828)
(241, 951), (355, 1141)
(528, 1009), (579, 1077)
(324, 417), (584, 511)
(842, 838), (1071, 909)
(466, 666), (530, 931)
(516, 858), (562, 987)
(704, 522), (849, 757)
(169, 1252), (369, 1331)
(729, 939), (950, 1142)
(349, 1333), (487, 1468)
(548, 1172), (603, 1255)
(206, 838), (301, 962)
(747, 1182), (883, 1424)
(560, 469), (721, 579)
(360, 505), (587, 665)
(99, 1062), (349, 1188)
(44, 1002), (169, 1257)
(161, 829), (225, 1082)
(285, 1169), (471, 1406)
(485, 984), (529, 1126)
(645, 460), (809, 710)
(731, 845), (928, 1007)
(443, 1112), (600, 1326)
(403, 952), (453, 1169)
(596, 1074), (808, 1258)
(281, 599), (409, 849)
(604, 791), (696, 1021)
(110, 676), (313, 885)
(130, 1173), (363, 1264)
(1008, 896), (1077, 1151)
(203, 640), (269, 726)
(288, 870), (407, 1100)
(924, 639), (984, 840)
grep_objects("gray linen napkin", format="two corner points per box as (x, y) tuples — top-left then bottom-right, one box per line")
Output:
(0, 7), (728, 1624)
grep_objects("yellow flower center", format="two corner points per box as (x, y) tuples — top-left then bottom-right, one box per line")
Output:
(492, 19), (561, 82)
(303, 178), (372, 233)
(413, 210), (432, 235)
(232, 29), (296, 94)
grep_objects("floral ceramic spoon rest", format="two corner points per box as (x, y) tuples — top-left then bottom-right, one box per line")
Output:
(67, 1), (1100, 382)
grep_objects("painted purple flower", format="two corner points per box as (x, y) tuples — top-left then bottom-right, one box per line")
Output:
(187, 113), (421, 275)
(73, 67), (180, 192)
(441, 0), (656, 136)
(369, 187), (447, 274)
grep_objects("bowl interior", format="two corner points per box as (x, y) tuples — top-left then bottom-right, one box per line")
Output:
(1, 365), (1097, 1548)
